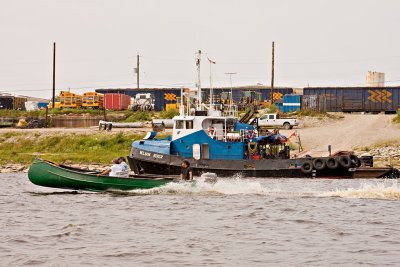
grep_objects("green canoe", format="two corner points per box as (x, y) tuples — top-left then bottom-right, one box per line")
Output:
(28, 158), (173, 192)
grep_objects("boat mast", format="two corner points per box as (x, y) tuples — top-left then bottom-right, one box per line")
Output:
(208, 56), (216, 111)
(225, 72), (237, 115)
(196, 50), (202, 110)
(179, 87), (185, 116)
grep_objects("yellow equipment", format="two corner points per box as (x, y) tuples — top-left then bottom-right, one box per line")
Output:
(47, 101), (61, 109)
(59, 91), (82, 109)
(82, 92), (103, 109)
(166, 103), (179, 112)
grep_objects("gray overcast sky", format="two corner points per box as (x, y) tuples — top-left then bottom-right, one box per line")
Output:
(1, 0), (399, 98)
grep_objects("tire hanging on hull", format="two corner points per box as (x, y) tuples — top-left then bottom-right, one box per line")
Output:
(301, 161), (313, 174)
(312, 158), (326, 171)
(339, 155), (352, 168)
(326, 157), (339, 169)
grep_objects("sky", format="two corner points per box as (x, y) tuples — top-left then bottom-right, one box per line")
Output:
(1, 0), (400, 99)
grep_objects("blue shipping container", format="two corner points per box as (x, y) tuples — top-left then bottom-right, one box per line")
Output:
(282, 95), (301, 113)
(38, 102), (49, 109)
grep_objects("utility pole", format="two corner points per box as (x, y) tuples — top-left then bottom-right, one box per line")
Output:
(224, 72), (237, 112)
(271, 41), (275, 104)
(196, 50), (202, 110)
(52, 42), (56, 109)
(136, 54), (140, 89)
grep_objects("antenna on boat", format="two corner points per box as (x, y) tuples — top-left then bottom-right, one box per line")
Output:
(208, 56), (216, 111)
(196, 50), (202, 110)
(225, 72), (237, 115)
(180, 87), (185, 116)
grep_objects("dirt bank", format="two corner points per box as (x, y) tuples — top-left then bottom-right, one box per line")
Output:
(281, 113), (400, 157)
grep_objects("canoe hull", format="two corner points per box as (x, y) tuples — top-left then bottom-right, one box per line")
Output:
(28, 159), (171, 191)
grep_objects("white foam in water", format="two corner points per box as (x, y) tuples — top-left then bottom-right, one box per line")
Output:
(320, 180), (400, 200)
(112, 177), (400, 200)
(133, 177), (270, 195)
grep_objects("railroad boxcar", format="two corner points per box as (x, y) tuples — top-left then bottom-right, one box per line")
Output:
(303, 87), (400, 113)
(0, 96), (27, 110)
(104, 93), (131, 110)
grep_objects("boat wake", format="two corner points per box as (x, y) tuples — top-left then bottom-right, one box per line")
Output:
(320, 181), (400, 200)
(125, 178), (400, 200)
(26, 175), (400, 201)
(126, 177), (314, 197)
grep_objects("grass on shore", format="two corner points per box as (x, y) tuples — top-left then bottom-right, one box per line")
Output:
(0, 108), (180, 122)
(0, 131), (170, 165)
(393, 110), (400, 124)
(0, 108), (105, 118)
(294, 109), (340, 119)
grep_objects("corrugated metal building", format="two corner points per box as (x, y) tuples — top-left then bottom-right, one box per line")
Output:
(303, 87), (400, 113)
(95, 86), (294, 111)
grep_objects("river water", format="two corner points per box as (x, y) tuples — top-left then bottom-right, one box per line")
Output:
(2, 173), (400, 266)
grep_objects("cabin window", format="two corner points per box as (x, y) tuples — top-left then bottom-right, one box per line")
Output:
(269, 115), (274, 119)
(186, 120), (193, 129)
(176, 120), (184, 129)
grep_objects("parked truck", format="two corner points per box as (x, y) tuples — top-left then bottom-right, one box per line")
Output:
(255, 113), (299, 129)
(130, 93), (155, 111)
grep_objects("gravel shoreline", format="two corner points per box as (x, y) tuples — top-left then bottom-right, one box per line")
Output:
(0, 163), (109, 174)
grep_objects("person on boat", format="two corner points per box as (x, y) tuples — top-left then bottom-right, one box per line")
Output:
(180, 160), (193, 181)
(207, 125), (216, 139)
(97, 158), (122, 177)
(117, 157), (130, 177)
(219, 101), (224, 112)
(118, 157), (129, 172)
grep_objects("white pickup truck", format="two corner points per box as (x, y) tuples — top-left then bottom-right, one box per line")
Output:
(256, 113), (299, 129)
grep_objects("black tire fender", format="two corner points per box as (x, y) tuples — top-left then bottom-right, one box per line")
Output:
(301, 161), (313, 174)
(339, 155), (351, 168)
(312, 158), (326, 171)
(326, 157), (339, 169)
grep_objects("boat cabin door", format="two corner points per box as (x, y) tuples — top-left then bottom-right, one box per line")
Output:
(201, 144), (210, 159)
(192, 144), (210, 160)
(193, 144), (201, 160)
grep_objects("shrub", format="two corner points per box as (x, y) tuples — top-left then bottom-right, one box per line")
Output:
(124, 111), (153, 122)
(393, 110), (400, 124)
(159, 109), (179, 119)
(268, 104), (277, 113)
(295, 109), (338, 119)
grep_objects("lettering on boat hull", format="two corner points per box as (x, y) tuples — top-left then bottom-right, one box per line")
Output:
(139, 150), (164, 160)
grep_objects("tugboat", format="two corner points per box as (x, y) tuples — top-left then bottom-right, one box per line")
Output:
(127, 51), (398, 179)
